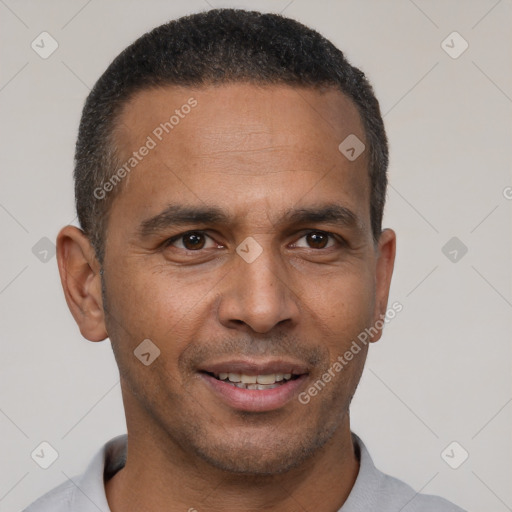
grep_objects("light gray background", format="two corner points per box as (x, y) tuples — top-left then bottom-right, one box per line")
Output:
(1, 1), (511, 511)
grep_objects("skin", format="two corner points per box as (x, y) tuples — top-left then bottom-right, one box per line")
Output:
(57, 83), (396, 512)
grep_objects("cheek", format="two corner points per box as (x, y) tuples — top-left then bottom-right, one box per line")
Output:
(310, 269), (375, 341)
(106, 264), (187, 327)
(308, 278), (372, 406)
(104, 263), (213, 362)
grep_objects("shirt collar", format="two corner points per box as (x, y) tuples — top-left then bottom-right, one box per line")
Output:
(71, 432), (378, 511)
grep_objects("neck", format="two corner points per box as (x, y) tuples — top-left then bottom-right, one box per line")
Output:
(106, 424), (359, 512)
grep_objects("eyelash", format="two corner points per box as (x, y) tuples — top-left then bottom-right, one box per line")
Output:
(163, 230), (344, 252)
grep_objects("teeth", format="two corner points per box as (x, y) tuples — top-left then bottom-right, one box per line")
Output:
(256, 374), (276, 385)
(232, 382), (282, 390)
(214, 372), (295, 386)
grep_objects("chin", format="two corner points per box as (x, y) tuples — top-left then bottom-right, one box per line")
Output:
(199, 447), (309, 476)
(190, 423), (336, 476)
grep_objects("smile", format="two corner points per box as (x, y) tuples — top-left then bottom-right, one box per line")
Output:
(198, 359), (309, 412)
(207, 372), (298, 390)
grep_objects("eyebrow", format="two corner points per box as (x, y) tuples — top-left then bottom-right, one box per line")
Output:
(138, 202), (364, 238)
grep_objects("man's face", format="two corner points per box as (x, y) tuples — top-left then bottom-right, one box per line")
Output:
(99, 83), (393, 474)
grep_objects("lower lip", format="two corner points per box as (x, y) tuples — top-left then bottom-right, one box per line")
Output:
(200, 373), (307, 412)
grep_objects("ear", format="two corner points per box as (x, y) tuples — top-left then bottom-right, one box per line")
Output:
(56, 225), (108, 342)
(370, 228), (396, 343)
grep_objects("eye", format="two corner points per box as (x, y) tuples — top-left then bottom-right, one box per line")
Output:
(165, 231), (218, 251)
(293, 231), (340, 249)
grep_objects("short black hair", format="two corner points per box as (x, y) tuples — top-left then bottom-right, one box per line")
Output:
(74, 8), (388, 263)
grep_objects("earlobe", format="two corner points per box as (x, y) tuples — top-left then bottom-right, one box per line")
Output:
(370, 228), (397, 343)
(56, 226), (108, 342)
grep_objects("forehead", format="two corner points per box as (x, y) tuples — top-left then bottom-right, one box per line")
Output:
(109, 83), (370, 232)
(116, 82), (365, 155)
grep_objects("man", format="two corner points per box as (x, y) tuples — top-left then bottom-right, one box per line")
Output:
(26, 8), (466, 512)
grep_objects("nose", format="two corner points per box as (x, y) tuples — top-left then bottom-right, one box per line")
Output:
(217, 245), (300, 334)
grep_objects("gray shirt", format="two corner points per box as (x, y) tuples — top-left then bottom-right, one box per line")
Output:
(24, 432), (466, 511)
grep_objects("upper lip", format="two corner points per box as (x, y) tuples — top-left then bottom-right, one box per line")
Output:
(200, 358), (310, 376)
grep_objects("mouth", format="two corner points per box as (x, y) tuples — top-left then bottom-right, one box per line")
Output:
(203, 371), (300, 390)
(198, 360), (309, 412)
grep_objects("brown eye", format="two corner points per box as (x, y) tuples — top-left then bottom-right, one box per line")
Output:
(167, 231), (211, 251)
(182, 232), (205, 250)
(305, 232), (331, 249)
